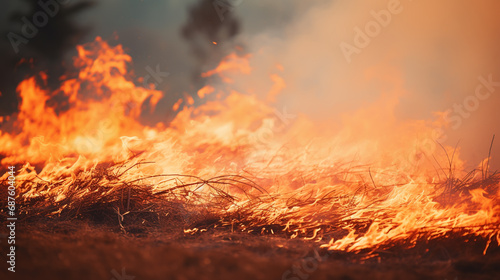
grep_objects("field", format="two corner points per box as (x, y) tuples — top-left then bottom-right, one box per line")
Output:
(4, 221), (498, 280)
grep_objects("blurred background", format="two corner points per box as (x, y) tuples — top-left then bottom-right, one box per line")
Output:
(0, 0), (499, 169)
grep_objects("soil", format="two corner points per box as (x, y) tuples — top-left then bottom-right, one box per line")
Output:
(1, 221), (499, 280)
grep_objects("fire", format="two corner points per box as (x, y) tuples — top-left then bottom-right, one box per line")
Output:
(1, 37), (499, 256)
(201, 53), (252, 83)
(197, 85), (215, 99)
(0, 37), (162, 164)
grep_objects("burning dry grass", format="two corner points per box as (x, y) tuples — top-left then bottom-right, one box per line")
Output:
(0, 30), (499, 279)
(2, 158), (499, 258)
(1, 37), (498, 258)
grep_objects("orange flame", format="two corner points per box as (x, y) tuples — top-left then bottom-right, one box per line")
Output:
(1, 37), (498, 255)
(197, 85), (215, 99)
(201, 53), (252, 83)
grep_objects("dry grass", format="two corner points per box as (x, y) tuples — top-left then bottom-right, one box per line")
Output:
(1, 160), (500, 279)
(1, 160), (499, 249)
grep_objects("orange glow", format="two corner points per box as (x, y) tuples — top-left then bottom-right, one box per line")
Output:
(197, 85), (215, 99)
(186, 94), (194, 105)
(172, 98), (183, 111)
(1, 37), (498, 257)
(267, 74), (286, 102)
(201, 53), (252, 83)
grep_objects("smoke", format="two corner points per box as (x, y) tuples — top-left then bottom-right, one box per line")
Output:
(181, 0), (242, 84)
(1, 0), (498, 169)
(225, 0), (500, 169)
